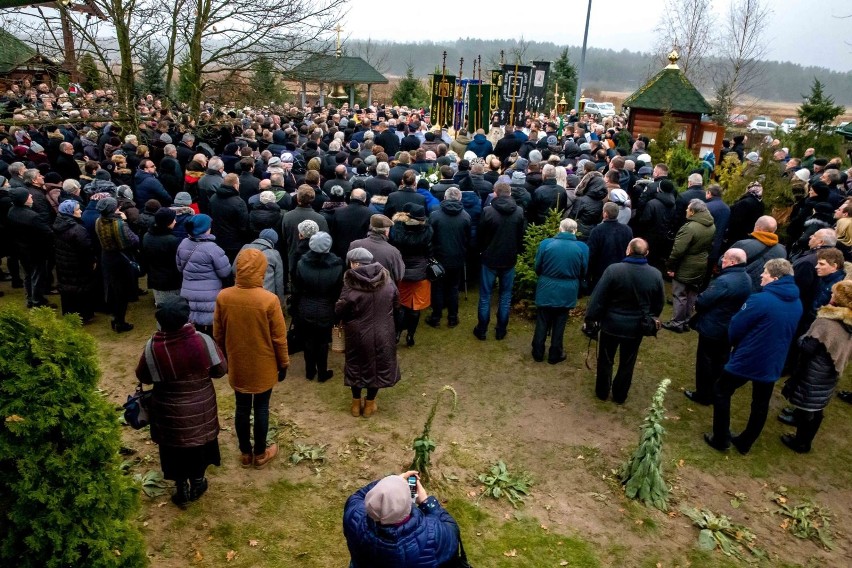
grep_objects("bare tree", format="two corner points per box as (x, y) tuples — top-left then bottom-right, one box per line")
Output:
(346, 38), (390, 76)
(713, 0), (772, 118)
(653, 0), (716, 83)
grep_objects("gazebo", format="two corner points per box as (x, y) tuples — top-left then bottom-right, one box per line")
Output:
(622, 51), (715, 152)
(0, 29), (60, 89)
(287, 54), (388, 109)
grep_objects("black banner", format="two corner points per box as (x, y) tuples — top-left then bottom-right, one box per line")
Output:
(489, 69), (502, 126)
(499, 64), (532, 127)
(528, 60), (550, 115)
(467, 84), (491, 133)
(430, 74), (456, 129)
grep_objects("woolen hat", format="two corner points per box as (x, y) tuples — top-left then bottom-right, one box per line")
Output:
(174, 192), (192, 206)
(659, 180), (675, 193)
(794, 169), (811, 182)
(346, 247), (374, 264)
(155, 295), (190, 332)
(58, 200), (79, 215)
(280, 152), (294, 163)
(96, 197), (118, 216)
(268, 156), (282, 167)
(610, 188), (629, 205)
(186, 213), (212, 236)
(511, 171), (526, 184)
(9, 187), (29, 206)
(403, 202), (426, 221)
(364, 475), (412, 525)
(259, 228), (279, 245)
(528, 149), (542, 164)
(814, 158), (828, 167)
(298, 219), (319, 238)
(144, 199), (161, 213)
(745, 152), (760, 163)
(637, 153), (652, 165)
(579, 142), (592, 152)
(154, 207), (176, 227)
(370, 214), (393, 229)
(259, 190), (277, 204)
(309, 231), (332, 253)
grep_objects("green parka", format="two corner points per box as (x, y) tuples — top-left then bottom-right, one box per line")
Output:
(666, 209), (715, 286)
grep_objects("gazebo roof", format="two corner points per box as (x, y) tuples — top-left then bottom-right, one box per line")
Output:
(622, 59), (711, 115)
(287, 55), (388, 85)
(0, 29), (38, 74)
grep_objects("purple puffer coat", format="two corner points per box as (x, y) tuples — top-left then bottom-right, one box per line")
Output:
(176, 234), (231, 325)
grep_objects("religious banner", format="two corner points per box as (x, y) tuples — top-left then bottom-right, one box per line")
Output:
(466, 83), (491, 133)
(489, 69), (502, 124)
(499, 64), (532, 127)
(528, 60), (550, 115)
(430, 74), (456, 128)
(453, 78), (477, 131)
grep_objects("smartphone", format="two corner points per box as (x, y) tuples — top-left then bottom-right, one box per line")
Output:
(407, 476), (417, 503)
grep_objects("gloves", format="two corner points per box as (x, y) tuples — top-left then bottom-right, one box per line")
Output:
(278, 367), (288, 382)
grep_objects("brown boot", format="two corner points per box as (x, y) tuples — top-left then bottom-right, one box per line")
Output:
(363, 399), (377, 417)
(351, 398), (362, 417)
(253, 443), (278, 469)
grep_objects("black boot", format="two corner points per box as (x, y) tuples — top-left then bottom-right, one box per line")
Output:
(171, 479), (190, 507)
(189, 477), (208, 501)
(406, 310), (420, 347)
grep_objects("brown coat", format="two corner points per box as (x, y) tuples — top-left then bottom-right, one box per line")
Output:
(335, 262), (401, 389)
(214, 248), (289, 394)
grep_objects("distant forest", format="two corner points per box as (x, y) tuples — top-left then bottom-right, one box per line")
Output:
(346, 38), (852, 105)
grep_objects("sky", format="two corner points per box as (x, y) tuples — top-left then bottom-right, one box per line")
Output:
(342, 0), (852, 73)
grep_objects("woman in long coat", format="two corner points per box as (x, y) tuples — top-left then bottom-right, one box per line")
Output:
(390, 203), (433, 347)
(136, 296), (227, 507)
(780, 280), (852, 453)
(335, 247), (400, 418)
(176, 214), (231, 335)
(94, 197), (139, 332)
(53, 200), (96, 321)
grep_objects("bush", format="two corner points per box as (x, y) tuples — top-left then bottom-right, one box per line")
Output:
(664, 143), (703, 188)
(513, 209), (562, 316)
(0, 307), (147, 568)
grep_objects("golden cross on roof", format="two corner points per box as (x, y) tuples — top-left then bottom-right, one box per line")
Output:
(335, 24), (344, 56)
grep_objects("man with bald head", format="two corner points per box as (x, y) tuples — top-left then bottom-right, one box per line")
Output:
(685, 248), (752, 405)
(330, 188), (372, 258)
(54, 141), (80, 181)
(729, 215), (787, 291)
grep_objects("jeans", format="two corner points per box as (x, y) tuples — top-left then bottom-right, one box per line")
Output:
(477, 265), (515, 333)
(531, 307), (569, 362)
(712, 370), (775, 452)
(430, 265), (462, 321)
(694, 335), (731, 403)
(596, 332), (643, 402)
(21, 256), (48, 307)
(671, 280), (698, 325)
(234, 389), (272, 456)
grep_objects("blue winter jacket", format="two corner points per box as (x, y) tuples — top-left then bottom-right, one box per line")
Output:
(343, 480), (459, 568)
(176, 234), (231, 326)
(134, 170), (173, 206)
(460, 191), (482, 247)
(693, 264), (752, 340)
(465, 133), (493, 158)
(534, 232), (589, 308)
(725, 275), (802, 382)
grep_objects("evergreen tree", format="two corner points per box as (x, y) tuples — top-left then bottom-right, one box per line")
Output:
(0, 307), (147, 567)
(391, 64), (429, 108)
(709, 81), (734, 127)
(797, 78), (845, 137)
(621, 379), (671, 512)
(253, 56), (280, 104)
(138, 41), (165, 97)
(78, 53), (101, 92)
(176, 52), (198, 107)
(545, 48), (577, 113)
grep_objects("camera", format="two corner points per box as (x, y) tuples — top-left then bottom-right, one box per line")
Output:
(582, 321), (600, 339)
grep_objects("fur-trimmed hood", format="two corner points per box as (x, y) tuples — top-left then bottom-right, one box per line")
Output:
(817, 305), (852, 327)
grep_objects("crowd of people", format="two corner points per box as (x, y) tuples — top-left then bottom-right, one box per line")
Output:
(1, 81), (852, 565)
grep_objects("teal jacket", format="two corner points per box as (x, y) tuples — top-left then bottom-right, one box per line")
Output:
(534, 232), (589, 308)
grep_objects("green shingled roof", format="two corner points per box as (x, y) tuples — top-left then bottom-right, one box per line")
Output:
(622, 66), (711, 115)
(287, 55), (388, 85)
(0, 28), (35, 74)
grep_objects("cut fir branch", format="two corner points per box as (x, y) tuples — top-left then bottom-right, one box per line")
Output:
(621, 378), (671, 511)
(680, 507), (767, 561)
(410, 385), (457, 482)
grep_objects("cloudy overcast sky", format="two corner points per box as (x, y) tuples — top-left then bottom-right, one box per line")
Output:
(342, 0), (852, 72)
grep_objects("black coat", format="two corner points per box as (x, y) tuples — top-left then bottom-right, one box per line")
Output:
(459, 173), (493, 207)
(293, 250), (344, 327)
(587, 219), (633, 284)
(8, 204), (53, 258)
(390, 218), (433, 281)
(384, 187), (426, 219)
(530, 179), (566, 225)
(364, 175), (397, 198)
(330, 200), (373, 259)
(725, 193), (764, 247)
(585, 257), (666, 339)
(375, 130), (400, 157)
(249, 202), (282, 238)
(209, 183), (249, 253)
(54, 153), (81, 181)
(429, 200), (471, 268)
(494, 132), (522, 163)
(27, 184), (56, 226)
(478, 196), (525, 270)
(388, 165), (408, 187)
(238, 172), (261, 206)
(158, 156), (183, 197)
(141, 225), (182, 291)
(52, 214), (95, 293)
(570, 177), (608, 239)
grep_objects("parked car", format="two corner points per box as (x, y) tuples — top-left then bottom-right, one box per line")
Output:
(836, 122), (852, 141)
(752, 115), (770, 122)
(729, 114), (749, 126)
(584, 101), (615, 118)
(748, 119), (779, 135)
(599, 102), (617, 115)
(780, 118), (798, 133)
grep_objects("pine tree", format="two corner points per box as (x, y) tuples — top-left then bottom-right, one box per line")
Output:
(621, 379), (671, 512)
(253, 56), (279, 105)
(176, 52), (197, 107)
(709, 81), (734, 127)
(78, 53), (101, 92)
(545, 48), (578, 113)
(392, 64), (429, 108)
(0, 307), (147, 567)
(138, 41), (165, 97)
(797, 78), (845, 137)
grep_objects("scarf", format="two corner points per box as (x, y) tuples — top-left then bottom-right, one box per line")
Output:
(750, 231), (778, 247)
(807, 306), (852, 375)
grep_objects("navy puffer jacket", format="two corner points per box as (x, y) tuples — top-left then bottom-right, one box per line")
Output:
(343, 480), (459, 568)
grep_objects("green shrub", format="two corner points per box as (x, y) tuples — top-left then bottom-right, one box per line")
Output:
(513, 209), (562, 316)
(664, 143), (703, 188)
(0, 307), (147, 568)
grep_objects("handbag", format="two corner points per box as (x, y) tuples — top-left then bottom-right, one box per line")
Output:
(626, 270), (660, 337)
(331, 325), (345, 353)
(426, 257), (445, 281)
(121, 252), (144, 279)
(287, 322), (304, 354)
(123, 382), (152, 429)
